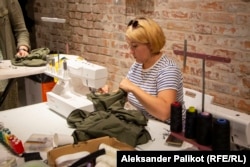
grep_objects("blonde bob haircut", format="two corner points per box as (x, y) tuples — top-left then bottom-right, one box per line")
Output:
(126, 17), (166, 54)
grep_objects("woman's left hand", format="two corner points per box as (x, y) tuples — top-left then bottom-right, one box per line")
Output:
(119, 78), (135, 92)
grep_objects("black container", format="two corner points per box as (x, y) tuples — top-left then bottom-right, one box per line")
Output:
(170, 101), (183, 133)
(196, 112), (213, 146)
(184, 106), (198, 139)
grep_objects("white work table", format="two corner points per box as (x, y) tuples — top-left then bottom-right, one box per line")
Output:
(0, 60), (45, 80)
(0, 102), (194, 164)
(0, 103), (74, 164)
(0, 60), (46, 108)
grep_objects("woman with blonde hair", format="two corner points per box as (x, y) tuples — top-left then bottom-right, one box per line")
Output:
(119, 17), (185, 123)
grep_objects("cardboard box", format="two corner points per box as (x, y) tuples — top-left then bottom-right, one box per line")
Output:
(25, 76), (55, 105)
(47, 136), (135, 167)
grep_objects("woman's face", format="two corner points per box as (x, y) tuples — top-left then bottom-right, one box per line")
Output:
(127, 41), (151, 64)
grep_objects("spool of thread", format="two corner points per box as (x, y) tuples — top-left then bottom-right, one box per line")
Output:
(63, 60), (67, 70)
(212, 118), (230, 150)
(170, 101), (182, 133)
(0, 123), (4, 141)
(63, 60), (69, 78)
(51, 59), (56, 73)
(13, 139), (24, 155)
(196, 112), (213, 146)
(184, 106), (197, 139)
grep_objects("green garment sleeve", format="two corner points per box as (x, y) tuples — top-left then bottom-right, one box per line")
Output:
(11, 47), (50, 66)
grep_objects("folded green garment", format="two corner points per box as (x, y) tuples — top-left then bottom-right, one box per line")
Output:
(11, 47), (50, 67)
(22, 59), (47, 67)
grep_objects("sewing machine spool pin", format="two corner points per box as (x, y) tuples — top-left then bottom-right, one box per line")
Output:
(174, 41), (231, 112)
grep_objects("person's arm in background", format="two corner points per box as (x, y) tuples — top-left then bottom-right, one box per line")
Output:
(9, 0), (30, 57)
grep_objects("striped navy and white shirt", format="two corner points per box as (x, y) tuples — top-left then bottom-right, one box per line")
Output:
(127, 55), (185, 124)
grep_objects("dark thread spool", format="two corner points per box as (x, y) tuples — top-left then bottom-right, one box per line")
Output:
(196, 112), (213, 146)
(212, 118), (230, 150)
(63, 60), (67, 70)
(170, 101), (182, 133)
(184, 106), (197, 139)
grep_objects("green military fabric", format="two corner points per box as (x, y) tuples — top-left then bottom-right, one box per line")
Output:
(86, 89), (148, 125)
(11, 47), (50, 66)
(22, 59), (47, 67)
(86, 88), (127, 111)
(67, 89), (151, 147)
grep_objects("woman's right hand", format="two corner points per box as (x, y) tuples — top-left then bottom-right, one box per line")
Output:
(97, 84), (109, 94)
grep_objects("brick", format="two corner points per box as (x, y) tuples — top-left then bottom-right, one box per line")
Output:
(183, 75), (201, 87)
(213, 49), (241, 62)
(77, 4), (92, 12)
(201, 12), (234, 24)
(75, 12), (82, 20)
(82, 13), (94, 21)
(69, 19), (80, 27)
(168, 1), (197, 10)
(237, 100), (250, 113)
(207, 80), (230, 94)
(199, 1), (224, 11)
(68, 3), (77, 11)
(242, 40), (250, 50)
(231, 86), (241, 97)
(94, 21), (105, 30)
(32, 0), (250, 114)
(74, 27), (88, 35)
(168, 11), (189, 20)
(96, 0), (113, 4)
(189, 12), (202, 21)
(242, 77), (250, 88)
(78, 20), (93, 28)
(212, 24), (249, 37)
(166, 22), (194, 32)
(211, 93), (236, 108)
(226, 2), (249, 13)
(165, 31), (185, 41)
(210, 36), (240, 49)
(194, 23), (212, 34)
(236, 14), (250, 25)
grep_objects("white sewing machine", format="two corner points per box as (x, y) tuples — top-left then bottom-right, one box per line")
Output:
(44, 55), (108, 118)
(184, 88), (250, 150)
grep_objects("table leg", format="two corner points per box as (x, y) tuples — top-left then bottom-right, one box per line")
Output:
(0, 79), (16, 107)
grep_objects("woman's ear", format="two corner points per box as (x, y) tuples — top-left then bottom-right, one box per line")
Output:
(147, 43), (153, 53)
